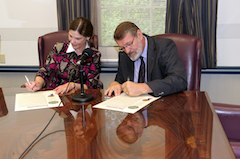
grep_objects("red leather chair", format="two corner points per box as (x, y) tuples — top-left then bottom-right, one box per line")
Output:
(152, 33), (202, 91)
(38, 30), (98, 68)
(213, 102), (240, 159)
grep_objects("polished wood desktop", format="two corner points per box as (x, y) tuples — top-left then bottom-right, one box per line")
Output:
(0, 87), (236, 159)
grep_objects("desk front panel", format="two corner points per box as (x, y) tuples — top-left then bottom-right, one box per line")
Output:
(0, 88), (236, 159)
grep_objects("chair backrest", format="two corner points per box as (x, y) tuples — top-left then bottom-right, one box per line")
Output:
(153, 33), (202, 91)
(38, 30), (98, 68)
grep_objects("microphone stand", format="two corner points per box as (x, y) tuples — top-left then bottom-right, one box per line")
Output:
(72, 64), (94, 102)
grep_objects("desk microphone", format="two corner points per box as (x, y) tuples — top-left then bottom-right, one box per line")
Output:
(72, 48), (94, 102)
(76, 48), (94, 65)
(69, 48), (93, 76)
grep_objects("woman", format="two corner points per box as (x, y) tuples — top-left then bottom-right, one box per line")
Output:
(25, 17), (101, 94)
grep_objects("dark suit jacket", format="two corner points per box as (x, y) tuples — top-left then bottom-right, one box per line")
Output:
(115, 35), (187, 97)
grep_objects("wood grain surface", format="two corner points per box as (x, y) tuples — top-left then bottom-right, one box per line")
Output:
(0, 88), (236, 159)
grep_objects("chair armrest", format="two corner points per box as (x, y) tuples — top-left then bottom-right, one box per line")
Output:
(213, 102), (240, 141)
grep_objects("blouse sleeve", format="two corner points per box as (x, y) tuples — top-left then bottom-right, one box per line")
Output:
(35, 45), (58, 88)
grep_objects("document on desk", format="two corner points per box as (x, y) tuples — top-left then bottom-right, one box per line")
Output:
(15, 90), (63, 111)
(93, 93), (160, 114)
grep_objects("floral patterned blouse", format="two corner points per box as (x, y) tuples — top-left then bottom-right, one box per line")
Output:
(36, 41), (101, 89)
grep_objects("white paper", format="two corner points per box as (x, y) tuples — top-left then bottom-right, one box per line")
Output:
(93, 93), (160, 114)
(15, 90), (63, 111)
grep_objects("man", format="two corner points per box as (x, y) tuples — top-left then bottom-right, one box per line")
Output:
(105, 21), (187, 97)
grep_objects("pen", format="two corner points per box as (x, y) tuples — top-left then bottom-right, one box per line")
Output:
(125, 77), (130, 95)
(25, 75), (32, 89)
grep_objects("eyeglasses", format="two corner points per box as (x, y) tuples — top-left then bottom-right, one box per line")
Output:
(119, 37), (135, 51)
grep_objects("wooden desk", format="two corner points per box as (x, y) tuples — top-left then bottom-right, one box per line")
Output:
(0, 88), (236, 159)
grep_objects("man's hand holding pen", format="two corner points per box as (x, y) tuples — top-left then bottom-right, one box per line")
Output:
(122, 81), (148, 97)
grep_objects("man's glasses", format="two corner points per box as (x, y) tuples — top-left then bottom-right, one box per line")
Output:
(119, 37), (135, 51)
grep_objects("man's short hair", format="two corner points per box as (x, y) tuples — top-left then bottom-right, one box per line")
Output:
(114, 21), (139, 40)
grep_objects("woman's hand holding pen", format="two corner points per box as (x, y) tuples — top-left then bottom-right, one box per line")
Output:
(25, 81), (41, 92)
(24, 76), (44, 92)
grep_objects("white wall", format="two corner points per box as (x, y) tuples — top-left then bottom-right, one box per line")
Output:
(0, 0), (58, 66)
(201, 73), (240, 105)
(217, 0), (240, 67)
